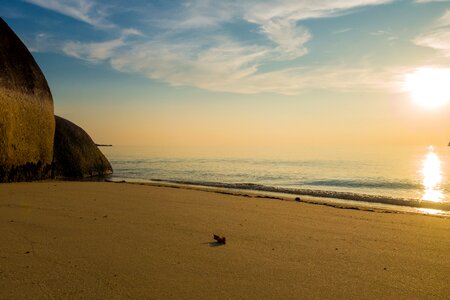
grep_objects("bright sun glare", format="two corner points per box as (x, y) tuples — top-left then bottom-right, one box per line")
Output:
(421, 146), (444, 202)
(403, 67), (450, 108)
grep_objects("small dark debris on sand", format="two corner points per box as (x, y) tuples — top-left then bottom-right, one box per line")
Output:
(295, 197), (301, 202)
(213, 234), (226, 244)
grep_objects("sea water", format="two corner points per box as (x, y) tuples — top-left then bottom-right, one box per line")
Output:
(101, 145), (449, 213)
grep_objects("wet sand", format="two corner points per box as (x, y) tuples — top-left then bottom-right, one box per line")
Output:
(0, 181), (449, 299)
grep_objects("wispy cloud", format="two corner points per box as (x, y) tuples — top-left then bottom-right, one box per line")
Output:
(436, 10), (450, 27)
(150, 0), (393, 60)
(414, 10), (450, 58)
(370, 29), (398, 41)
(24, 0), (112, 28)
(333, 28), (352, 34)
(156, 1), (237, 30)
(61, 28), (142, 62)
(415, 0), (450, 3)
(61, 33), (400, 94)
(415, 30), (450, 57)
(370, 30), (389, 36)
(26, 0), (399, 94)
(259, 19), (311, 60)
(63, 38), (124, 62)
(27, 32), (55, 52)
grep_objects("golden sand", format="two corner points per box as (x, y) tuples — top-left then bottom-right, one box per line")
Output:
(1, 182), (449, 299)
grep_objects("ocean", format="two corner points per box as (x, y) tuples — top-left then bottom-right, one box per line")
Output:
(101, 145), (450, 215)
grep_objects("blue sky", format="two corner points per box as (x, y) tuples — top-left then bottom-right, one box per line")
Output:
(1, 0), (450, 147)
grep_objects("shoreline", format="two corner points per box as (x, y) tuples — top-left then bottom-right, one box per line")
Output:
(1, 181), (449, 298)
(105, 178), (450, 218)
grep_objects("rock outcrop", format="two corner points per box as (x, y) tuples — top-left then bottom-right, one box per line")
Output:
(52, 116), (113, 178)
(0, 17), (55, 182)
(0, 18), (112, 181)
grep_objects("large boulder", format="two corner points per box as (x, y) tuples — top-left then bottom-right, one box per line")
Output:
(52, 116), (113, 178)
(0, 17), (55, 182)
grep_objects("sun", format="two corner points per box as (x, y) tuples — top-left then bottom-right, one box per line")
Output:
(403, 67), (450, 108)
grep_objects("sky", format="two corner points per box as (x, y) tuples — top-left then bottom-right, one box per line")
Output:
(1, 0), (450, 148)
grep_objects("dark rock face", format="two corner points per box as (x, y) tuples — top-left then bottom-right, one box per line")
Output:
(0, 17), (55, 182)
(52, 116), (113, 178)
(0, 18), (112, 181)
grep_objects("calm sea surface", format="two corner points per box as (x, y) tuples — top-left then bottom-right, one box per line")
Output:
(102, 145), (449, 212)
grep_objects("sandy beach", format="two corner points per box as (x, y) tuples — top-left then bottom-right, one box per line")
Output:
(0, 181), (449, 299)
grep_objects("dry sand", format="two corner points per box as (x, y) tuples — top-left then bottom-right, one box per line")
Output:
(0, 182), (449, 299)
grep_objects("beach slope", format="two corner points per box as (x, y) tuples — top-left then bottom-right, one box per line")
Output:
(0, 182), (449, 299)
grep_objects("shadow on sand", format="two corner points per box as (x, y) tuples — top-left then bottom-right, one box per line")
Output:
(202, 242), (226, 247)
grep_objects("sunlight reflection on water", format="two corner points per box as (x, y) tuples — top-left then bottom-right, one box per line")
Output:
(421, 146), (444, 202)
(103, 145), (449, 205)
